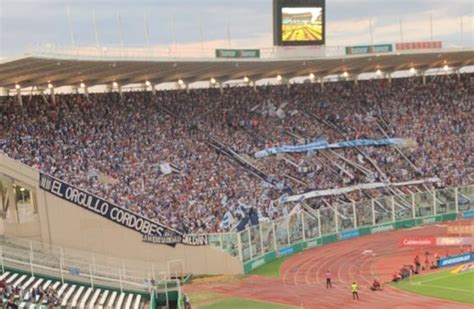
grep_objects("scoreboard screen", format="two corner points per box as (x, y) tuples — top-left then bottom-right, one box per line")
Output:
(273, 0), (325, 46)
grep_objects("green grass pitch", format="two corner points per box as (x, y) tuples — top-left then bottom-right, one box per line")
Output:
(188, 292), (294, 309)
(394, 268), (474, 304)
(249, 256), (291, 277)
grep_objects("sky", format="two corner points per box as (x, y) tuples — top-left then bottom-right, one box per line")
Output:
(0, 0), (472, 59)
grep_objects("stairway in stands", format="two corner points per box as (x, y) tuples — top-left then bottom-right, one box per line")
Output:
(0, 270), (147, 308)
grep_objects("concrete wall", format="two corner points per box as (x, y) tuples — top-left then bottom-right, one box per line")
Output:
(0, 154), (242, 275)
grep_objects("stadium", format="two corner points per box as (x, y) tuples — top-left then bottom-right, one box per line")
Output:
(0, 0), (473, 308)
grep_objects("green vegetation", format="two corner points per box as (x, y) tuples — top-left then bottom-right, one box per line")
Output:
(188, 292), (294, 309)
(394, 269), (474, 304)
(249, 256), (291, 277)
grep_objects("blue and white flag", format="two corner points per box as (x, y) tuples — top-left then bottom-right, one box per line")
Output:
(255, 137), (405, 158)
(278, 193), (289, 204)
(255, 138), (328, 158)
(220, 211), (234, 230)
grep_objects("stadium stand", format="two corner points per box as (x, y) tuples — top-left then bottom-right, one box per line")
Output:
(0, 270), (147, 308)
(0, 73), (471, 234)
(0, 233), (182, 308)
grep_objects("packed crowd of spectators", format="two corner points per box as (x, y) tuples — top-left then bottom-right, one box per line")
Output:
(0, 73), (472, 233)
(0, 278), (60, 307)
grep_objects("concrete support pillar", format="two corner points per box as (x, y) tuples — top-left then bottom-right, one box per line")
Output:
(320, 78), (325, 92)
(219, 82), (223, 94)
(51, 88), (56, 104)
(422, 72), (426, 85)
(456, 69), (461, 80)
(151, 85), (156, 95)
(252, 81), (257, 91)
(6, 181), (18, 223)
(354, 75), (359, 86)
(84, 86), (89, 98)
(185, 83), (190, 94)
(117, 86), (122, 99)
(16, 89), (23, 107)
(388, 73), (392, 83)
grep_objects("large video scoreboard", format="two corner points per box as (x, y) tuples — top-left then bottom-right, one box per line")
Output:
(273, 0), (326, 46)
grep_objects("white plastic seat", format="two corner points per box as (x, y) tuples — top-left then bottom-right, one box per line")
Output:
(88, 289), (101, 309)
(42, 280), (52, 290)
(61, 285), (76, 306)
(124, 294), (134, 309)
(6, 273), (18, 284)
(51, 281), (61, 290)
(0, 271), (10, 280)
(71, 285), (85, 307)
(13, 274), (27, 288)
(31, 278), (44, 289)
(57, 283), (69, 297)
(21, 277), (35, 290)
(133, 295), (141, 309)
(106, 291), (117, 308)
(80, 287), (93, 308)
(115, 292), (125, 309)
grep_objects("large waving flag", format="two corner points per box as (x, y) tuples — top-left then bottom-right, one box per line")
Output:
(255, 137), (406, 158)
(220, 210), (234, 230)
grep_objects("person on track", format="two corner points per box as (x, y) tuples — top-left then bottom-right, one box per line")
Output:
(414, 255), (421, 274)
(370, 279), (382, 291)
(326, 270), (332, 288)
(351, 282), (359, 300)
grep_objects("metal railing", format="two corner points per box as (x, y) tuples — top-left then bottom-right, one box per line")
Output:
(0, 235), (183, 293)
(207, 185), (474, 264)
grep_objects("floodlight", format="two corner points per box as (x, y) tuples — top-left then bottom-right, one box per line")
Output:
(48, 83), (53, 89)
(342, 71), (349, 78)
(178, 79), (184, 85)
(210, 78), (216, 85)
(276, 75), (282, 81)
(443, 64), (449, 71)
(309, 73), (315, 79)
(145, 80), (151, 86)
(15, 84), (20, 89)
(243, 76), (249, 83)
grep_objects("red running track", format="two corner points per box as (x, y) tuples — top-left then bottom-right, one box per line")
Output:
(186, 221), (473, 308)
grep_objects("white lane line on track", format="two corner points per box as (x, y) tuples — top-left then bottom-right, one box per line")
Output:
(301, 249), (336, 286)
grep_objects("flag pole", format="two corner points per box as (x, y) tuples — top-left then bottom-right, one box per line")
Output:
(369, 17), (374, 46)
(67, 6), (75, 47)
(92, 9), (100, 47)
(118, 12), (124, 48)
(429, 13), (433, 41)
(144, 13), (150, 46)
(399, 17), (403, 43)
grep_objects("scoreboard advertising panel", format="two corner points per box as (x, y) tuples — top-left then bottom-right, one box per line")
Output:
(273, 0), (326, 46)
